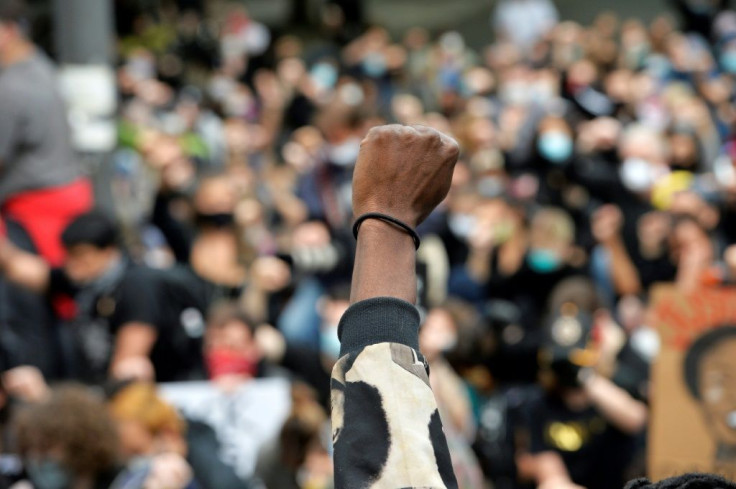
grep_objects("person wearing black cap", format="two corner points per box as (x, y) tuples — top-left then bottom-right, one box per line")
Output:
(0, 211), (208, 383)
(514, 280), (648, 489)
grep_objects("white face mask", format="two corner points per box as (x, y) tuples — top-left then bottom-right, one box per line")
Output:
(620, 157), (656, 193)
(448, 213), (477, 239)
(630, 326), (660, 362)
(500, 81), (531, 106)
(328, 137), (361, 167)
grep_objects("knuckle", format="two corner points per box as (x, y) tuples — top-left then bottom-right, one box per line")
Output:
(444, 138), (460, 158)
(366, 125), (384, 139)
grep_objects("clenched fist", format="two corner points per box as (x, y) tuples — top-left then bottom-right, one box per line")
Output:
(352, 125), (460, 228)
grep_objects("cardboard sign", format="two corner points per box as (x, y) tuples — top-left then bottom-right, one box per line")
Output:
(648, 285), (736, 481)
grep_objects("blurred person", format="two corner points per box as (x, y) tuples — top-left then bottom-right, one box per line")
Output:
(107, 382), (188, 463)
(670, 214), (718, 292)
(420, 304), (486, 489)
(257, 284), (351, 408)
(0, 211), (207, 383)
(296, 99), (366, 230)
(257, 384), (333, 489)
(667, 128), (703, 172)
(516, 294), (648, 489)
(568, 117), (623, 203)
(152, 172), (288, 325)
(0, 0), (93, 379)
(14, 385), (122, 489)
(158, 301), (291, 486)
(106, 382), (199, 489)
(611, 123), (671, 228)
(109, 378), (264, 489)
(484, 207), (582, 328)
(0, 0), (93, 267)
(590, 204), (680, 303)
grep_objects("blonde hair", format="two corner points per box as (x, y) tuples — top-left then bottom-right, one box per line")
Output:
(108, 382), (185, 437)
(531, 207), (575, 246)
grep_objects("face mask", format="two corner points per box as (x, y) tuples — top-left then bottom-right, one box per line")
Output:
(478, 176), (505, 198)
(224, 93), (254, 119)
(448, 213), (476, 239)
(205, 348), (258, 379)
(196, 212), (235, 228)
(620, 157), (655, 193)
(630, 326), (660, 362)
(320, 324), (342, 360)
(646, 54), (672, 79)
(500, 82), (530, 105)
(362, 52), (387, 78)
(311, 62), (338, 90)
(531, 82), (558, 103)
(327, 138), (361, 167)
(527, 249), (563, 273)
(538, 131), (573, 164)
(26, 460), (71, 489)
(721, 51), (736, 73)
(625, 44), (650, 69)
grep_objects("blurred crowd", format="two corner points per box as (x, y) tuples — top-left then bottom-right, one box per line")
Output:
(1, 0), (736, 488)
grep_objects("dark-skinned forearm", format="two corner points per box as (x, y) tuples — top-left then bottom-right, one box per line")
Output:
(349, 219), (417, 304)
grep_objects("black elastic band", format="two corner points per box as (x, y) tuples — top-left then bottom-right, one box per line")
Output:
(352, 212), (421, 250)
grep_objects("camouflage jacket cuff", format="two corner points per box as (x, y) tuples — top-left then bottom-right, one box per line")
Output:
(337, 297), (420, 357)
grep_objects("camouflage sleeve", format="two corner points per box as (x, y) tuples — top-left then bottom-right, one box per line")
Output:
(331, 297), (458, 489)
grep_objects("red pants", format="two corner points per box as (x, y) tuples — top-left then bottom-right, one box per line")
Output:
(2, 178), (94, 267)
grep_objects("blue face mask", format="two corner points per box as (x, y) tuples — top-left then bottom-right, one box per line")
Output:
(537, 131), (573, 164)
(320, 325), (342, 360)
(721, 51), (736, 74)
(311, 62), (338, 89)
(26, 460), (71, 489)
(362, 52), (387, 78)
(527, 249), (563, 274)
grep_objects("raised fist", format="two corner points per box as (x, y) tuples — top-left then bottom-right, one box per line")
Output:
(352, 124), (460, 228)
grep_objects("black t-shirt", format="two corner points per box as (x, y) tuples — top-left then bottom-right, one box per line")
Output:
(486, 256), (579, 330)
(524, 390), (638, 489)
(484, 258), (581, 383)
(49, 264), (210, 383)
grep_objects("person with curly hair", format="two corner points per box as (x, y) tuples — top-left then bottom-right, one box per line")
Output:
(14, 385), (121, 489)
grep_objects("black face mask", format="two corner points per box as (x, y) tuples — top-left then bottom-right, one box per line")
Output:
(196, 212), (235, 228)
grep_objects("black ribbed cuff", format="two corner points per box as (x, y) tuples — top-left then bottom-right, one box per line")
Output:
(338, 297), (420, 357)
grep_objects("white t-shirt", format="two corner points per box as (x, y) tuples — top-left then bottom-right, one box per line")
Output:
(159, 378), (291, 480)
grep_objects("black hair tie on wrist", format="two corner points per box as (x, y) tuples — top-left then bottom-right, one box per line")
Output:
(353, 212), (421, 250)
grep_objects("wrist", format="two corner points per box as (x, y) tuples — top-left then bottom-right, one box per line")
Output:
(354, 213), (420, 250)
(354, 207), (418, 229)
(351, 217), (417, 304)
(358, 219), (417, 250)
